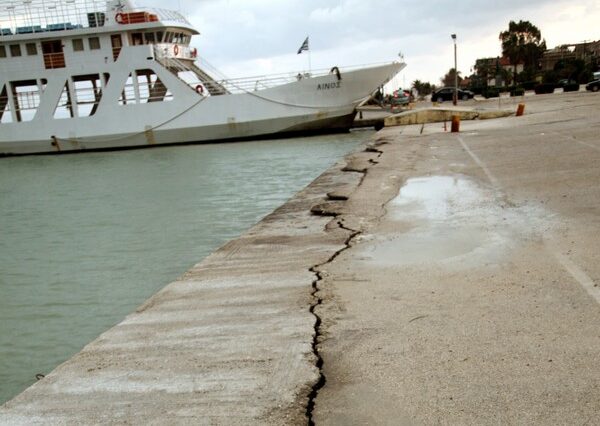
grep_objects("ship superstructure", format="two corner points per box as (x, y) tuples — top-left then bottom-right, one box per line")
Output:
(0, 0), (404, 155)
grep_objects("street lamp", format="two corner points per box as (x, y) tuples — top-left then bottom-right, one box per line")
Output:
(451, 34), (457, 106)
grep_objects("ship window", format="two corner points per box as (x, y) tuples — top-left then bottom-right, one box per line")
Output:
(131, 33), (143, 46)
(73, 74), (103, 117)
(164, 32), (173, 43)
(26, 43), (37, 56)
(133, 69), (173, 103)
(156, 32), (164, 42)
(73, 39), (84, 51)
(9, 79), (41, 122)
(88, 37), (101, 50)
(10, 44), (22, 57)
(0, 46), (6, 58)
(42, 40), (65, 69)
(144, 32), (155, 44)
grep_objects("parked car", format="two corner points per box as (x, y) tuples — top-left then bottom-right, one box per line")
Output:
(431, 87), (474, 102)
(534, 83), (555, 94)
(557, 79), (575, 87)
(586, 79), (600, 92)
(557, 79), (580, 92)
(391, 89), (411, 106)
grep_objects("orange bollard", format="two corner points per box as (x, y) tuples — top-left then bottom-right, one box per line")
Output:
(451, 115), (460, 133)
(516, 103), (525, 116)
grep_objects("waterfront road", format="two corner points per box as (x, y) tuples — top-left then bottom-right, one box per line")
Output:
(314, 91), (600, 424)
(2, 91), (600, 424)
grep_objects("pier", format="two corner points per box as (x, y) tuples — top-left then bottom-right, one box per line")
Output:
(2, 90), (600, 423)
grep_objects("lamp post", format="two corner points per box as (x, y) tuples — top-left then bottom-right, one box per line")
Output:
(451, 34), (457, 105)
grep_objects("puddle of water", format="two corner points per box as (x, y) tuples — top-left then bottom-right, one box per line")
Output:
(362, 176), (532, 268)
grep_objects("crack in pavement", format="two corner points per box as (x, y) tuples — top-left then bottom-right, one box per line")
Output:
(306, 148), (385, 424)
(307, 219), (361, 425)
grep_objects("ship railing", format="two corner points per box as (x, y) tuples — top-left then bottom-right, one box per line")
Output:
(154, 50), (398, 97)
(0, 0), (106, 35)
(0, 1), (189, 36)
(211, 62), (398, 93)
(113, 7), (190, 26)
(0, 89), (39, 111)
(154, 47), (229, 96)
(43, 53), (66, 69)
(129, 7), (190, 25)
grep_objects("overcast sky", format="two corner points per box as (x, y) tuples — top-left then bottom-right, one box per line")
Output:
(144, 0), (599, 90)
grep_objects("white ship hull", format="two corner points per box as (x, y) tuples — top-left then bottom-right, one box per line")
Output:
(1, 61), (402, 155)
(0, 1), (404, 155)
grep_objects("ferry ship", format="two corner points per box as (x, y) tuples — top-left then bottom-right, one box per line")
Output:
(0, 0), (404, 155)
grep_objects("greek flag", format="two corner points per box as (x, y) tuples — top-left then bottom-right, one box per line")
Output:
(297, 37), (309, 54)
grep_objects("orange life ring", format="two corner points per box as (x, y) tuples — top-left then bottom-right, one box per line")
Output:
(115, 12), (124, 24)
(173, 44), (179, 56)
(195, 84), (204, 95)
(191, 48), (198, 58)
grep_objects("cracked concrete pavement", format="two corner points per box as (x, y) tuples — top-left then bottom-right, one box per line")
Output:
(313, 92), (600, 424)
(2, 91), (600, 424)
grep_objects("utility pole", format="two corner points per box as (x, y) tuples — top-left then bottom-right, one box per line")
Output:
(452, 34), (458, 105)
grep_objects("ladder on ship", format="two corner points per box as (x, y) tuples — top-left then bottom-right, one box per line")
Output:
(154, 51), (229, 96)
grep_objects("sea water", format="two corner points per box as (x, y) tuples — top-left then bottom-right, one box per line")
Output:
(0, 132), (370, 404)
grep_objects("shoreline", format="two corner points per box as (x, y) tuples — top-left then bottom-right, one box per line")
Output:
(0, 130), (379, 423)
(3, 90), (600, 423)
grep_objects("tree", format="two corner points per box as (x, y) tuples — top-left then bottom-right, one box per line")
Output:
(554, 58), (586, 82)
(440, 68), (462, 87)
(411, 79), (434, 97)
(499, 20), (546, 84)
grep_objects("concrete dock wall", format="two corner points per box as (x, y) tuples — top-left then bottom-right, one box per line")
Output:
(0, 148), (369, 424)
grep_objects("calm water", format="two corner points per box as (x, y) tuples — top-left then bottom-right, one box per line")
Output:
(0, 132), (370, 404)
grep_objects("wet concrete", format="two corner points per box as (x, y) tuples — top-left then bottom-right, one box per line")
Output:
(314, 91), (600, 424)
(362, 176), (546, 269)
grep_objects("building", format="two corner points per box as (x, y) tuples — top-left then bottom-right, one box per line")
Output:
(474, 56), (524, 87)
(541, 40), (600, 71)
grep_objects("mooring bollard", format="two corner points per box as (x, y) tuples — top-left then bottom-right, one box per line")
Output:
(451, 115), (460, 133)
(516, 103), (525, 117)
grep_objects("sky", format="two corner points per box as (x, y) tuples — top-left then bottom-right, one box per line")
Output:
(143, 0), (600, 91)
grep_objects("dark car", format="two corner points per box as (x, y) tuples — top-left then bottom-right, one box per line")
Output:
(557, 79), (580, 92)
(431, 87), (474, 102)
(534, 83), (555, 94)
(586, 79), (600, 92)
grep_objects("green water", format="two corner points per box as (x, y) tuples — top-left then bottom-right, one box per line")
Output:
(0, 132), (370, 404)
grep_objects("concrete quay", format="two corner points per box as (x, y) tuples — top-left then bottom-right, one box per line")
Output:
(2, 91), (600, 424)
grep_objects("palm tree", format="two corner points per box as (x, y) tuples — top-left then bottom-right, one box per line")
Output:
(441, 68), (461, 87)
(499, 20), (544, 84)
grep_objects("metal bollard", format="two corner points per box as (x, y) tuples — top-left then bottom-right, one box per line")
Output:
(451, 115), (460, 133)
(516, 103), (525, 116)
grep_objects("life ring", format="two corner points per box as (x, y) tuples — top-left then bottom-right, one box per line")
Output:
(195, 84), (204, 95)
(191, 48), (198, 58)
(173, 44), (179, 56)
(115, 12), (124, 24)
